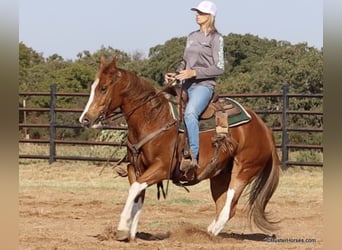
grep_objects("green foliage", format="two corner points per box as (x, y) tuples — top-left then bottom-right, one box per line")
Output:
(90, 129), (127, 159)
(142, 37), (186, 85)
(19, 42), (45, 88)
(217, 34), (323, 96)
(294, 150), (323, 163)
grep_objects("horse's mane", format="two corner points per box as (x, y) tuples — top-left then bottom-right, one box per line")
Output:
(120, 69), (168, 120)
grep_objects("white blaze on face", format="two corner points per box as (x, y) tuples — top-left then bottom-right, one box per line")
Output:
(79, 78), (99, 123)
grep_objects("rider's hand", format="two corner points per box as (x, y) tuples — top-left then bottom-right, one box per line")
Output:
(164, 73), (177, 84)
(175, 69), (196, 81)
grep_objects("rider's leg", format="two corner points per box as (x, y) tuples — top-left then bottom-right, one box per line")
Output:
(182, 85), (213, 168)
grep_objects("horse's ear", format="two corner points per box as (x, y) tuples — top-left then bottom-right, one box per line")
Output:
(100, 56), (106, 68)
(109, 58), (117, 69)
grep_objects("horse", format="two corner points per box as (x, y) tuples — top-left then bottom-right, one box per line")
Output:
(79, 57), (281, 242)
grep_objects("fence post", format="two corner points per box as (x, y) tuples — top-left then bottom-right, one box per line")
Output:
(281, 84), (289, 169)
(49, 84), (57, 164)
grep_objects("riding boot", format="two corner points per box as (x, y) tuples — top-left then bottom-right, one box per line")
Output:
(180, 150), (198, 172)
(178, 157), (197, 184)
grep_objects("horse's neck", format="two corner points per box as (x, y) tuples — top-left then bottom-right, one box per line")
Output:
(120, 71), (173, 142)
(123, 97), (172, 143)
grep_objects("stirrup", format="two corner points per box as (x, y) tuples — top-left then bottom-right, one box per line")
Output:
(180, 157), (197, 172)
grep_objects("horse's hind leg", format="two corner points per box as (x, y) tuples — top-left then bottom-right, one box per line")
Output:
(207, 166), (231, 234)
(208, 159), (259, 236)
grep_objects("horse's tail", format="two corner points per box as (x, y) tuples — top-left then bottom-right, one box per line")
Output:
(247, 129), (281, 233)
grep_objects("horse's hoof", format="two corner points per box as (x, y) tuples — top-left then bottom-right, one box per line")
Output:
(116, 230), (130, 242)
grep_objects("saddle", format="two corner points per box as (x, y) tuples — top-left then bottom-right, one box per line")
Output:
(165, 85), (241, 135)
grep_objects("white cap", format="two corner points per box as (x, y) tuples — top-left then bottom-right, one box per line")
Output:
(191, 1), (217, 16)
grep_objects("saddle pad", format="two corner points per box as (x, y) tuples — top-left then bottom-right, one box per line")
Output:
(224, 97), (252, 127)
(168, 97), (252, 132)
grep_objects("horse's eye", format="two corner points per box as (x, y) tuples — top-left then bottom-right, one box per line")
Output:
(100, 86), (107, 94)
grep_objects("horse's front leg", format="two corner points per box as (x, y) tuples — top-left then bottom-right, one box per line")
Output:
(116, 161), (145, 241)
(116, 182), (148, 241)
(129, 190), (145, 240)
(116, 160), (167, 241)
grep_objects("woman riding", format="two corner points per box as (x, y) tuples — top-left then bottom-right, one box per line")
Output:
(165, 1), (225, 171)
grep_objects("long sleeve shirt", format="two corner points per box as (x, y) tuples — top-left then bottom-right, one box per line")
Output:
(178, 30), (225, 89)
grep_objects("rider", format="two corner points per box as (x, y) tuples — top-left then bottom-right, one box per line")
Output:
(165, 1), (225, 171)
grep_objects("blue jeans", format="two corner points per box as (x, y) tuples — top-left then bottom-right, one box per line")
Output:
(184, 85), (213, 160)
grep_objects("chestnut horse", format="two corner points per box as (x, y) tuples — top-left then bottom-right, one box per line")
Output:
(79, 57), (281, 241)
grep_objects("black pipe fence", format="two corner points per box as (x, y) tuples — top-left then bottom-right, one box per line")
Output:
(19, 84), (323, 169)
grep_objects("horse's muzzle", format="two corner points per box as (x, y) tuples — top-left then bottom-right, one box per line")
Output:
(79, 116), (91, 128)
(79, 114), (105, 129)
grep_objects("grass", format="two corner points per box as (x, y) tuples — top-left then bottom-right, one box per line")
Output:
(20, 144), (323, 166)
(19, 143), (126, 165)
(271, 166), (323, 202)
(19, 162), (323, 207)
(19, 162), (130, 191)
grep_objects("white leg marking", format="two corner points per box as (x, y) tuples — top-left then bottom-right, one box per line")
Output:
(129, 197), (143, 240)
(117, 182), (148, 232)
(210, 188), (235, 236)
(79, 78), (99, 123)
(207, 219), (216, 233)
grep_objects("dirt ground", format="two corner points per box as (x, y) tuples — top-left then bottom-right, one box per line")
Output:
(19, 162), (323, 249)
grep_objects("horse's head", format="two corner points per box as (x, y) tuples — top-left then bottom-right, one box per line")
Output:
(79, 57), (124, 128)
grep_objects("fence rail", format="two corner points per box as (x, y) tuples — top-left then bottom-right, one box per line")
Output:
(19, 84), (323, 169)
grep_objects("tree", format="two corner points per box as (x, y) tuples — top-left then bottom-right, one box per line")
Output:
(19, 42), (45, 90)
(141, 37), (186, 85)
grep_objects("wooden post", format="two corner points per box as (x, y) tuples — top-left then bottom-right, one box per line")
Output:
(23, 99), (29, 139)
(281, 84), (289, 169)
(49, 84), (57, 164)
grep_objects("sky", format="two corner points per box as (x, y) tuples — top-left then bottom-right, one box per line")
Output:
(19, 0), (323, 60)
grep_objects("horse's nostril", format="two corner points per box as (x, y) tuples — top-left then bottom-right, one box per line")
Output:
(81, 117), (90, 127)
